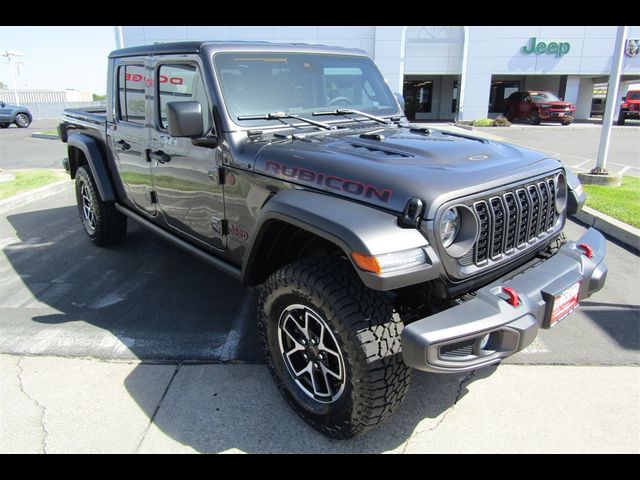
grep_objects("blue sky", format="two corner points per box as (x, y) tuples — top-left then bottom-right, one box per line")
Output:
(0, 26), (116, 94)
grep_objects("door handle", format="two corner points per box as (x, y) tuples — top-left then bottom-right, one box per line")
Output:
(149, 150), (171, 163)
(116, 139), (131, 151)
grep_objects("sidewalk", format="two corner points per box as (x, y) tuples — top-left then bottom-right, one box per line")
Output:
(1, 354), (638, 453)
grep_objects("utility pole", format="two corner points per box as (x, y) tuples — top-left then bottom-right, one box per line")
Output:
(114, 26), (124, 49)
(593, 26), (628, 175)
(1, 50), (24, 105)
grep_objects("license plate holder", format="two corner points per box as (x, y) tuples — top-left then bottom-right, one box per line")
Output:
(544, 282), (581, 328)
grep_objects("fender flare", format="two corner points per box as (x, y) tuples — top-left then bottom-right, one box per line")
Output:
(241, 189), (439, 291)
(68, 133), (116, 202)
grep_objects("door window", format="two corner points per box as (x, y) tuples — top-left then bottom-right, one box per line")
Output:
(117, 64), (146, 124)
(157, 64), (212, 134)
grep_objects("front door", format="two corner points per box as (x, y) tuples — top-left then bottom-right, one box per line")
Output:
(0, 102), (13, 123)
(148, 57), (226, 251)
(108, 59), (155, 215)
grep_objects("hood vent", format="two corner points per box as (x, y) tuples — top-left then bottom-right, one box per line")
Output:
(334, 141), (412, 158)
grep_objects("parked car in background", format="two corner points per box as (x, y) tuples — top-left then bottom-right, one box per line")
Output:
(591, 97), (605, 117)
(618, 90), (640, 125)
(504, 91), (575, 125)
(0, 101), (33, 128)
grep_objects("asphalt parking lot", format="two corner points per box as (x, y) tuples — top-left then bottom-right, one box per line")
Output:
(479, 122), (640, 177)
(0, 120), (67, 170)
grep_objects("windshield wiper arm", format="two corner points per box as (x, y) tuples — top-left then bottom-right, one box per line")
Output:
(312, 109), (393, 125)
(237, 112), (334, 130)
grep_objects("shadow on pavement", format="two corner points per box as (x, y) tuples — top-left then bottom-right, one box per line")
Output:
(124, 364), (495, 453)
(578, 301), (640, 351)
(3, 205), (258, 362)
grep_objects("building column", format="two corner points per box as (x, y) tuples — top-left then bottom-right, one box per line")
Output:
(575, 78), (594, 120)
(457, 27), (494, 122)
(563, 76), (581, 104)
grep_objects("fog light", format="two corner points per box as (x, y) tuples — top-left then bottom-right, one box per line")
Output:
(478, 333), (490, 350)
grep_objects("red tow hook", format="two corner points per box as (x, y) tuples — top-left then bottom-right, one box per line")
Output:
(502, 287), (520, 307)
(577, 243), (594, 258)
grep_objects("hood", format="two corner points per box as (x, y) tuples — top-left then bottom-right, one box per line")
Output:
(252, 126), (563, 219)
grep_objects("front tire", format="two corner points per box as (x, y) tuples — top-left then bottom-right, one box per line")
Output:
(0, 123), (9, 129)
(75, 165), (127, 246)
(505, 109), (514, 122)
(617, 111), (626, 126)
(258, 257), (411, 439)
(14, 113), (30, 128)
(529, 110), (541, 125)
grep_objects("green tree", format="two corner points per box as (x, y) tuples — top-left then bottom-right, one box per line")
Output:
(92, 93), (107, 101)
(0, 81), (7, 90)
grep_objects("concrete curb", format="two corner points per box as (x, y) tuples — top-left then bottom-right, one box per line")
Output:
(571, 206), (640, 251)
(30, 133), (59, 140)
(0, 179), (73, 215)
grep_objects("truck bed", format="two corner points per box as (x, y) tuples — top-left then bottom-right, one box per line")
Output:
(62, 107), (107, 129)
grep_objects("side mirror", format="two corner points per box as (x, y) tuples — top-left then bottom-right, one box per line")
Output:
(394, 92), (406, 111)
(167, 101), (204, 138)
(622, 96), (626, 102)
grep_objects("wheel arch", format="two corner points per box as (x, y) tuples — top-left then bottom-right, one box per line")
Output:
(67, 133), (116, 202)
(241, 189), (433, 291)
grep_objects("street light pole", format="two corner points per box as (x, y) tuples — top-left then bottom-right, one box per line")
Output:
(593, 25), (628, 175)
(1, 50), (24, 105)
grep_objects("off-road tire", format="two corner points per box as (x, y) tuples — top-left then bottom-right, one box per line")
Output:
(75, 165), (127, 246)
(529, 110), (541, 125)
(258, 256), (411, 439)
(617, 111), (626, 126)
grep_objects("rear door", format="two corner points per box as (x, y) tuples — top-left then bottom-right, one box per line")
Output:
(147, 55), (227, 251)
(107, 58), (156, 215)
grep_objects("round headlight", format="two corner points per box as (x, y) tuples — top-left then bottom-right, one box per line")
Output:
(555, 172), (568, 213)
(440, 207), (460, 248)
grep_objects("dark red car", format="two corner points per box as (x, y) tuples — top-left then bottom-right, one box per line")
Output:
(505, 90), (575, 125)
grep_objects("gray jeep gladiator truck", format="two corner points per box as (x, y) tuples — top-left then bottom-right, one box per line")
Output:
(59, 41), (607, 439)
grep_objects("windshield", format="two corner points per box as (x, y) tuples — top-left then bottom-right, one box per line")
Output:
(627, 91), (640, 100)
(213, 52), (399, 127)
(530, 91), (561, 103)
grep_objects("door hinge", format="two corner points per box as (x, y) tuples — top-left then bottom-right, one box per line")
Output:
(211, 216), (228, 236)
(208, 165), (225, 185)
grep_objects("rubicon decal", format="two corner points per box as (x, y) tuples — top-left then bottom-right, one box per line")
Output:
(265, 160), (392, 203)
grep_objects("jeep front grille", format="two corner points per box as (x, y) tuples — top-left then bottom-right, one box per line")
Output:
(467, 175), (559, 267)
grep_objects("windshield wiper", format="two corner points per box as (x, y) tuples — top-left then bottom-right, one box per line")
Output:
(237, 112), (334, 130)
(312, 109), (393, 125)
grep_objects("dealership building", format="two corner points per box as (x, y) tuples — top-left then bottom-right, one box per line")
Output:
(119, 26), (640, 121)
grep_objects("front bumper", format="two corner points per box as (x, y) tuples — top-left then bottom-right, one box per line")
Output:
(401, 227), (607, 373)
(540, 110), (574, 121)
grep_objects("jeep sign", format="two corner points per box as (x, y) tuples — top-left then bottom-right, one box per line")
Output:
(521, 37), (570, 58)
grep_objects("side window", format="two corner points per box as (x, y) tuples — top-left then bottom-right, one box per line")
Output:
(157, 64), (211, 134)
(117, 64), (146, 124)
